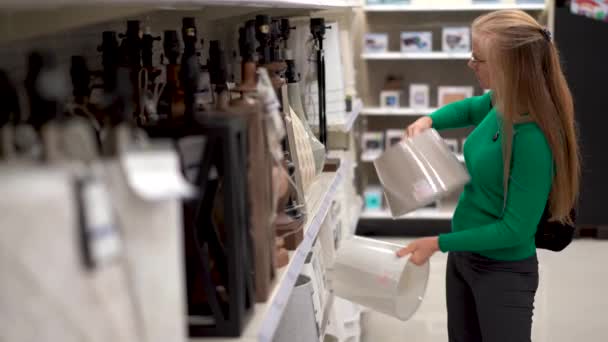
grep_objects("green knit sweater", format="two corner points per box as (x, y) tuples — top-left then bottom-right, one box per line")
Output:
(430, 92), (553, 261)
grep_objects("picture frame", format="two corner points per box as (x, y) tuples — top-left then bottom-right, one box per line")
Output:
(380, 90), (401, 108)
(361, 132), (385, 161)
(364, 33), (389, 54)
(409, 84), (430, 108)
(364, 186), (384, 212)
(400, 31), (432, 52)
(437, 86), (474, 107)
(442, 27), (471, 53)
(385, 129), (404, 148)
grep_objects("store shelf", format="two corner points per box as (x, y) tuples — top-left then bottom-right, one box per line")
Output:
(0, 0), (358, 44)
(360, 207), (454, 220)
(361, 52), (471, 60)
(364, 3), (546, 12)
(0, 0), (358, 10)
(321, 98), (364, 132)
(192, 161), (348, 342)
(361, 107), (437, 116)
(360, 152), (381, 163)
(361, 152), (463, 163)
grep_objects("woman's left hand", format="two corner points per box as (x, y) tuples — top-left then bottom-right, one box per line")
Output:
(396, 237), (440, 265)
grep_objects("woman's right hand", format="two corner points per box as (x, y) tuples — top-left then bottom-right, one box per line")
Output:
(406, 116), (433, 138)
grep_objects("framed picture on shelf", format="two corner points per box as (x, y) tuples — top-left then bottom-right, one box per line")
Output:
(364, 33), (389, 54)
(364, 186), (384, 212)
(444, 139), (459, 154)
(438, 86), (474, 106)
(380, 90), (401, 108)
(400, 32), (432, 52)
(409, 84), (430, 108)
(361, 132), (385, 161)
(442, 27), (471, 53)
(385, 129), (404, 148)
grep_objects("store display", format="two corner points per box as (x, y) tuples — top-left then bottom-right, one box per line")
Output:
(442, 27), (471, 53)
(329, 236), (429, 321)
(361, 132), (384, 160)
(0, 4), (363, 341)
(374, 129), (470, 217)
(400, 32), (432, 52)
(437, 86), (474, 106)
(385, 129), (403, 148)
(409, 84), (430, 108)
(380, 90), (401, 108)
(363, 33), (389, 53)
(364, 186), (384, 211)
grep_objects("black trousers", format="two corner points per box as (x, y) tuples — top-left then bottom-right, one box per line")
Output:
(446, 252), (539, 342)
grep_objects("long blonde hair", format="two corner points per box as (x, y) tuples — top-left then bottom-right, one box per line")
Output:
(473, 10), (580, 224)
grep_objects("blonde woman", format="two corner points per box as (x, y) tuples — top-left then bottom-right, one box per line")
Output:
(397, 10), (580, 341)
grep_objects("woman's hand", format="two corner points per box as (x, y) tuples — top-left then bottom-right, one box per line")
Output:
(405, 116), (433, 138)
(396, 237), (440, 265)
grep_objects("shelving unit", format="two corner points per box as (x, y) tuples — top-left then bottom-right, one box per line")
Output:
(192, 162), (348, 342)
(360, 207), (454, 220)
(361, 106), (437, 116)
(0, 0), (359, 43)
(361, 52), (471, 60)
(361, 152), (464, 163)
(354, 1), (546, 235)
(0, 1), (364, 341)
(364, 3), (547, 12)
(320, 98), (364, 132)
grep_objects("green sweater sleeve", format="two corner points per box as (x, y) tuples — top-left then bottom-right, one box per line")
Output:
(438, 126), (553, 252)
(430, 92), (493, 130)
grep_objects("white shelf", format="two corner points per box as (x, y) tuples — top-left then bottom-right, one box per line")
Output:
(0, 0), (358, 43)
(362, 52), (471, 60)
(323, 98), (364, 133)
(360, 207), (454, 220)
(360, 152), (381, 162)
(361, 152), (463, 163)
(191, 161), (348, 342)
(364, 3), (546, 12)
(0, 0), (357, 10)
(361, 107), (437, 116)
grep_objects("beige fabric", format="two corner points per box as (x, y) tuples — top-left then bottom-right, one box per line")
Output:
(0, 165), (140, 342)
(105, 160), (187, 342)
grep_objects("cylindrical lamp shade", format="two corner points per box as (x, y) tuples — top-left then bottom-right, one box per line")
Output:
(329, 237), (429, 321)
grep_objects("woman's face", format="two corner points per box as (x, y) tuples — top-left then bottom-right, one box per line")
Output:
(468, 35), (491, 90)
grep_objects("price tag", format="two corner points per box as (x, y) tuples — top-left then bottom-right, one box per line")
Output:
(79, 179), (122, 268)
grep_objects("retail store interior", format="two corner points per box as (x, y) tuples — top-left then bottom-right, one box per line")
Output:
(0, 0), (607, 341)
